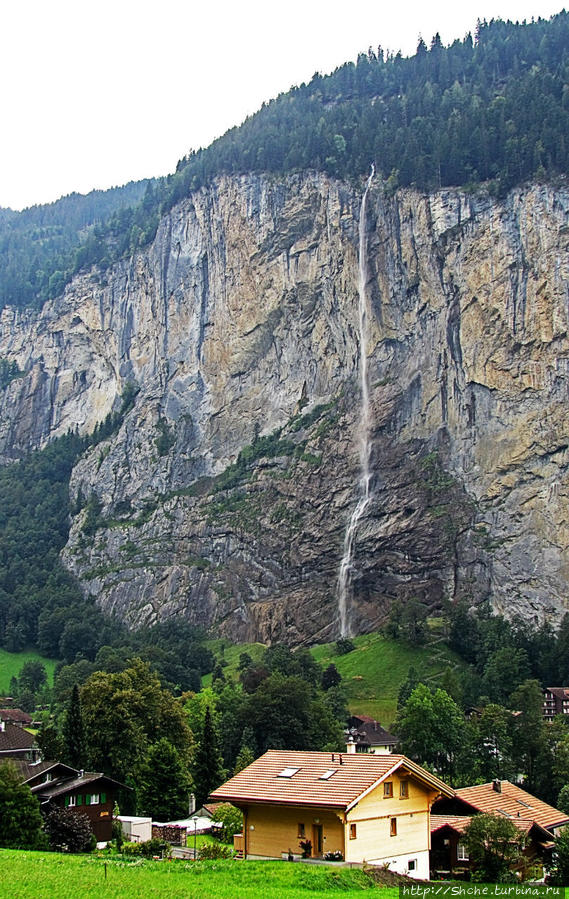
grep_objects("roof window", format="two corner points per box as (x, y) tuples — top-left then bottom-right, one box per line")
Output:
(278, 767), (300, 778)
(497, 808), (512, 817)
(319, 769), (337, 780)
(516, 799), (533, 809)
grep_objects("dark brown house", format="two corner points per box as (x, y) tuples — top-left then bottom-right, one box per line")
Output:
(430, 814), (554, 879)
(345, 715), (399, 754)
(543, 688), (569, 721)
(6, 759), (126, 842)
(0, 722), (40, 762)
(36, 771), (125, 842)
(432, 779), (569, 835)
(0, 708), (33, 728)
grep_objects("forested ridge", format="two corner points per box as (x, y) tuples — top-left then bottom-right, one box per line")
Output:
(1, 12), (568, 313)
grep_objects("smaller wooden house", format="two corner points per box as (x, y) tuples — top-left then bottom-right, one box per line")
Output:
(8, 759), (126, 842)
(0, 722), (40, 762)
(430, 815), (554, 879)
(345, 715), (399, 755)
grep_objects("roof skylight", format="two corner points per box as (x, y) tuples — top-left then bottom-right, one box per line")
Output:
(497, 808), (512, 817)
(278, 767), (300, 778)
(319, 769), (337, 780)
(516, 799), (533, 808)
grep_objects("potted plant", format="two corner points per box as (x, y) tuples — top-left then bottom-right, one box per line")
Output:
(299, 838), (312, 859)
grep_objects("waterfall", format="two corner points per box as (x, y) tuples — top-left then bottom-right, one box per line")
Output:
(337, 167), (375, 637)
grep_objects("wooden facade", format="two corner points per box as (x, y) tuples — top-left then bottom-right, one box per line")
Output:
(211, 750), (453, 879)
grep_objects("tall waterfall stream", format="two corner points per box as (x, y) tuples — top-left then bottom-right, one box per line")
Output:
(337, 168), (374, 637)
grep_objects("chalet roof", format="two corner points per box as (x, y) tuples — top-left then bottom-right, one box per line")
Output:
(0, 723), (36, 752)
(0, 708), (33, 725)
(18, 760), (79, 785)
(544, 687), (569, 699)
(209, 750), (453, 810)
(431, 814), (534, 836)
(346, 715), (398, 745)
(454, 781), (569, 830)
(34, 771), (126, 799)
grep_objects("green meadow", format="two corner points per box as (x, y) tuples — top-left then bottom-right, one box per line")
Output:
(310, 630), (464, 726)
(4, 851), (393, 898)
(0, 649), (57, 694)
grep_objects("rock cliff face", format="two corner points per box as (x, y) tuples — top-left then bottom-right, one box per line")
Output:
(0, 173), (568, 642)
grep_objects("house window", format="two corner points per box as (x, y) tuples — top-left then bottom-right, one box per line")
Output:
(349, 823), (357, 840)
(390, 818), (397, 836)
(383, 781), (393, 798)
(457, 843), (469, 861)
(298, 823), (305, 838)
(65, 795), (76, 808)
(89, 794), (100, 805)
(278, 767), (300, 778)
(400, 780), (409, 799)
(408, 859), (417, 871)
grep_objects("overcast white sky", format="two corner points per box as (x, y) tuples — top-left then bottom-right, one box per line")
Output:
(0, 0), (563, 210)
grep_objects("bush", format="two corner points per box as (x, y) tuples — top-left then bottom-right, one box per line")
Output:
(335, 638), (355, 655)
(324, 850), (343, 861)
(211, 803), (243, 844)
(43, 805), (93, 853)
(122, 837), (170, 858)
(199, 842), (233, 859)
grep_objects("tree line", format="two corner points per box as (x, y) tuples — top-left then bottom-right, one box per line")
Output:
(0, 13), (567, 314)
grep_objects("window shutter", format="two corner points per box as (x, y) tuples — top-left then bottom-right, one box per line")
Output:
(85, 795), (90, 805)
(65, 796), (69, 808)
(77, 795), (83, 806)
(101, 792), (106, 804)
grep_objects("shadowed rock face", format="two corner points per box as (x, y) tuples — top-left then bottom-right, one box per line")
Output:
(0, 173), (568, 642)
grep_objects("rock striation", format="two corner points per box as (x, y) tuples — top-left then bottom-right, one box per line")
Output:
(0, 173), (568, 642)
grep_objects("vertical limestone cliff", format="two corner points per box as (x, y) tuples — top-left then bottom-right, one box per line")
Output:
(0, 173), (567, 642)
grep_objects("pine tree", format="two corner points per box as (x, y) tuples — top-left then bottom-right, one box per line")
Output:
(62, 684), (85, 769)
(193, 706), (225, 809)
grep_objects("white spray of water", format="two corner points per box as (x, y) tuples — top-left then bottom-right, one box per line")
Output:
(338, 166), (375, 637)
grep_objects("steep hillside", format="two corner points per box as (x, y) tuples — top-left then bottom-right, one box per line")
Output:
(0, 172), (567, 643)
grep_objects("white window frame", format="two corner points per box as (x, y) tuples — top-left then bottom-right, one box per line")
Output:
(457, 843), (469, 861)
(68, 795), (76, 807)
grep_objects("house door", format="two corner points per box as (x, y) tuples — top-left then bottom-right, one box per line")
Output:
(312, 824), (323, 857)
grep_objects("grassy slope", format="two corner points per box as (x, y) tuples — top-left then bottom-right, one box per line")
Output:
(204, 629), (464, 729)
(202, 641), (267, 688)
(0, 648), (57, 694)
(3, 851), (391, 898)
(311, 630), (464, 728)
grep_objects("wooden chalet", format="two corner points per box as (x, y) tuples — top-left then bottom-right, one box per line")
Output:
(6, 759), (126, 842)
(430, 814), (555, 879)
(0, 708), (33, 728)
(210, 749), (454, 878)
(432, 779), (569, 835)
(0, 721), (40, 762)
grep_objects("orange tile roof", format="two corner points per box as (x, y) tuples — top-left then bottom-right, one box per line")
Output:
(454, 781), (568, 830)
(210, 750), (453, 809)
(430, 814), (536, 836)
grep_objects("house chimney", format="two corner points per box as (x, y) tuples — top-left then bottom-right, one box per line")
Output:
(347, 738), (356, 755)
(492, 780), (502, 793)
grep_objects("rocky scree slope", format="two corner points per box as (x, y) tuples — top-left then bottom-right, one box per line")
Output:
(0, 173), (567, 643)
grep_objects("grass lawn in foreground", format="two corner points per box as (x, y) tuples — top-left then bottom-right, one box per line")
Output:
(0, 648), (58, 694)
(2, 851), (393, 898)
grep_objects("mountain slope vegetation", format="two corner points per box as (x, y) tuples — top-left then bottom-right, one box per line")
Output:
(0, 12), (568, 313)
